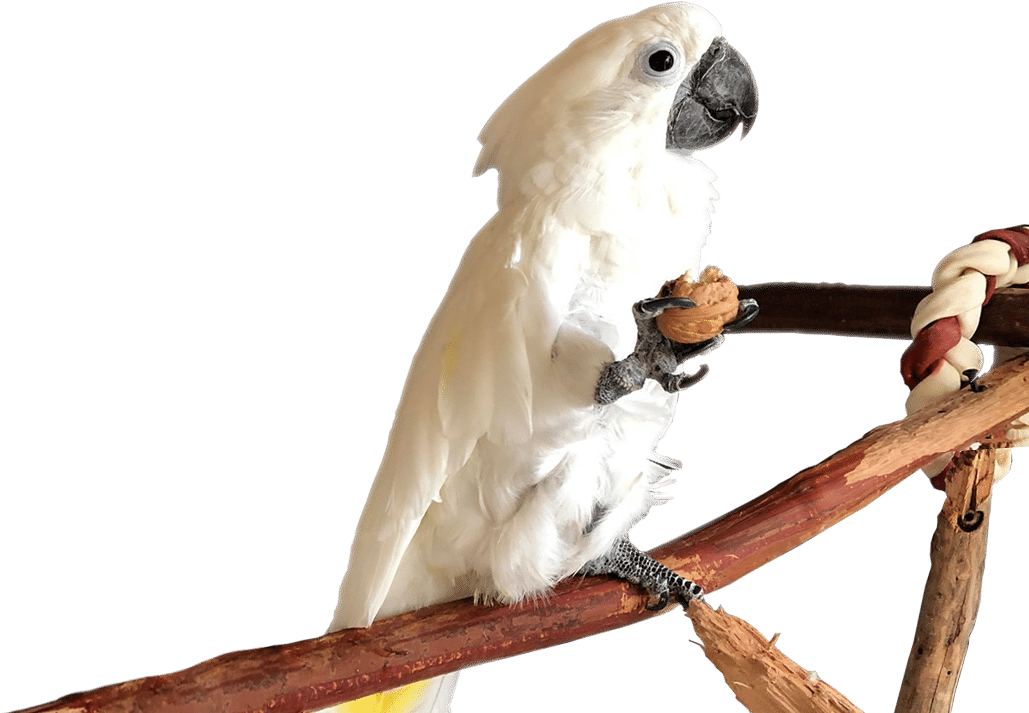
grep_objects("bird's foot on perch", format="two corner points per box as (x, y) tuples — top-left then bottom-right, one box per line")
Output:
(581, 535), (703, 611)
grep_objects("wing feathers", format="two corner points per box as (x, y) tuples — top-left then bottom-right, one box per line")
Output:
(333, 218), (543, 628)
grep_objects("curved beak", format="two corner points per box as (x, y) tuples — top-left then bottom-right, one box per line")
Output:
(667, 38), (758, 152)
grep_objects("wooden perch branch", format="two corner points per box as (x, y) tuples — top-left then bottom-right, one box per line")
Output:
(647, 352), (1025, 594)
(688, 603), (863, 713)
(20, 354), (1029, 713)
(737, 284), (1029, 345)
(894, 448), (995, 713)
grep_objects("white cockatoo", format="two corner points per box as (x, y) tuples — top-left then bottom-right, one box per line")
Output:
(328, 3), (758, 711)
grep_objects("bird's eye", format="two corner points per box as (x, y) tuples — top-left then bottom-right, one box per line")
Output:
(649, 49), (675, 73)
(636, 41), (683, 85)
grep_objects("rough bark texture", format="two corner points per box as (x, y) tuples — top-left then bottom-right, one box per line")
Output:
(688, 603), (864, 713)
(16, 355), (1029, 713)
(646, 353), (1026, 595)
(894, 448), (995, 713)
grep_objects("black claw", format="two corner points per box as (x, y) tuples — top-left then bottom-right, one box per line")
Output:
(635, 296), (696, 318)
(721, 298), (760, 332)
(646, 590), (670, 611)
(671, 334), (722, 362)
(660, 363), (710, 394)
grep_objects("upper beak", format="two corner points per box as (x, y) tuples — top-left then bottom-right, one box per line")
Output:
(666, 38), (758, 152)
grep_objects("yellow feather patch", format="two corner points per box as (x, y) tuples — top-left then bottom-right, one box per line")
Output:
(331, 679), (433, 713)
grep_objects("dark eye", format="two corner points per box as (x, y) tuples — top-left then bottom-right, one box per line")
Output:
(636, 41), (682, 84)
(648, 49), (675, 73)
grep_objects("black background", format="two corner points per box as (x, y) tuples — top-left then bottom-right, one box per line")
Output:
(6, 2), (1020, 707)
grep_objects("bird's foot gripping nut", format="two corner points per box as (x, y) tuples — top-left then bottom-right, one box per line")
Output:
(581, 536), (703, 610)
(594, 294), (758, 405)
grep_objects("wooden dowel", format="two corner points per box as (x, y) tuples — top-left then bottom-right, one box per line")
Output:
(737, 284), (1029, 346)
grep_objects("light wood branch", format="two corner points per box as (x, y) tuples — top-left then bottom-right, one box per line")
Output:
(18, 354), (1029, 713)
(688, 603), (864, 713)
(737, 284), (1029, 345)
(894, 448), (995, 713)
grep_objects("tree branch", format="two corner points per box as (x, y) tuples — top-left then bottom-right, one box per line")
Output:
(687, 603), (864, 713)
(18, 354), (1029, 713)
(894, 448), (995, 713)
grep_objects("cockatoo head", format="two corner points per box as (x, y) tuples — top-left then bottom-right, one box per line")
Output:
(474, 3), (757, 208)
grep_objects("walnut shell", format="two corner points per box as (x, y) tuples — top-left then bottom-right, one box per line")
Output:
(655, 266), (740, 343)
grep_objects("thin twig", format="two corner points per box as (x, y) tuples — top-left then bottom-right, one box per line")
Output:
(18, 354), (1029, 713)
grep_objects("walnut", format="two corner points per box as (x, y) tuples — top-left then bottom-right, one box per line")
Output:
(655, 266), (740, 343)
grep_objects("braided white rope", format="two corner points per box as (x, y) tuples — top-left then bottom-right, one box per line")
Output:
(906, 238), (1029, 481)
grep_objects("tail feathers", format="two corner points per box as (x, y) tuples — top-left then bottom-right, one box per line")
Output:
(330, 673), (458, 713)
